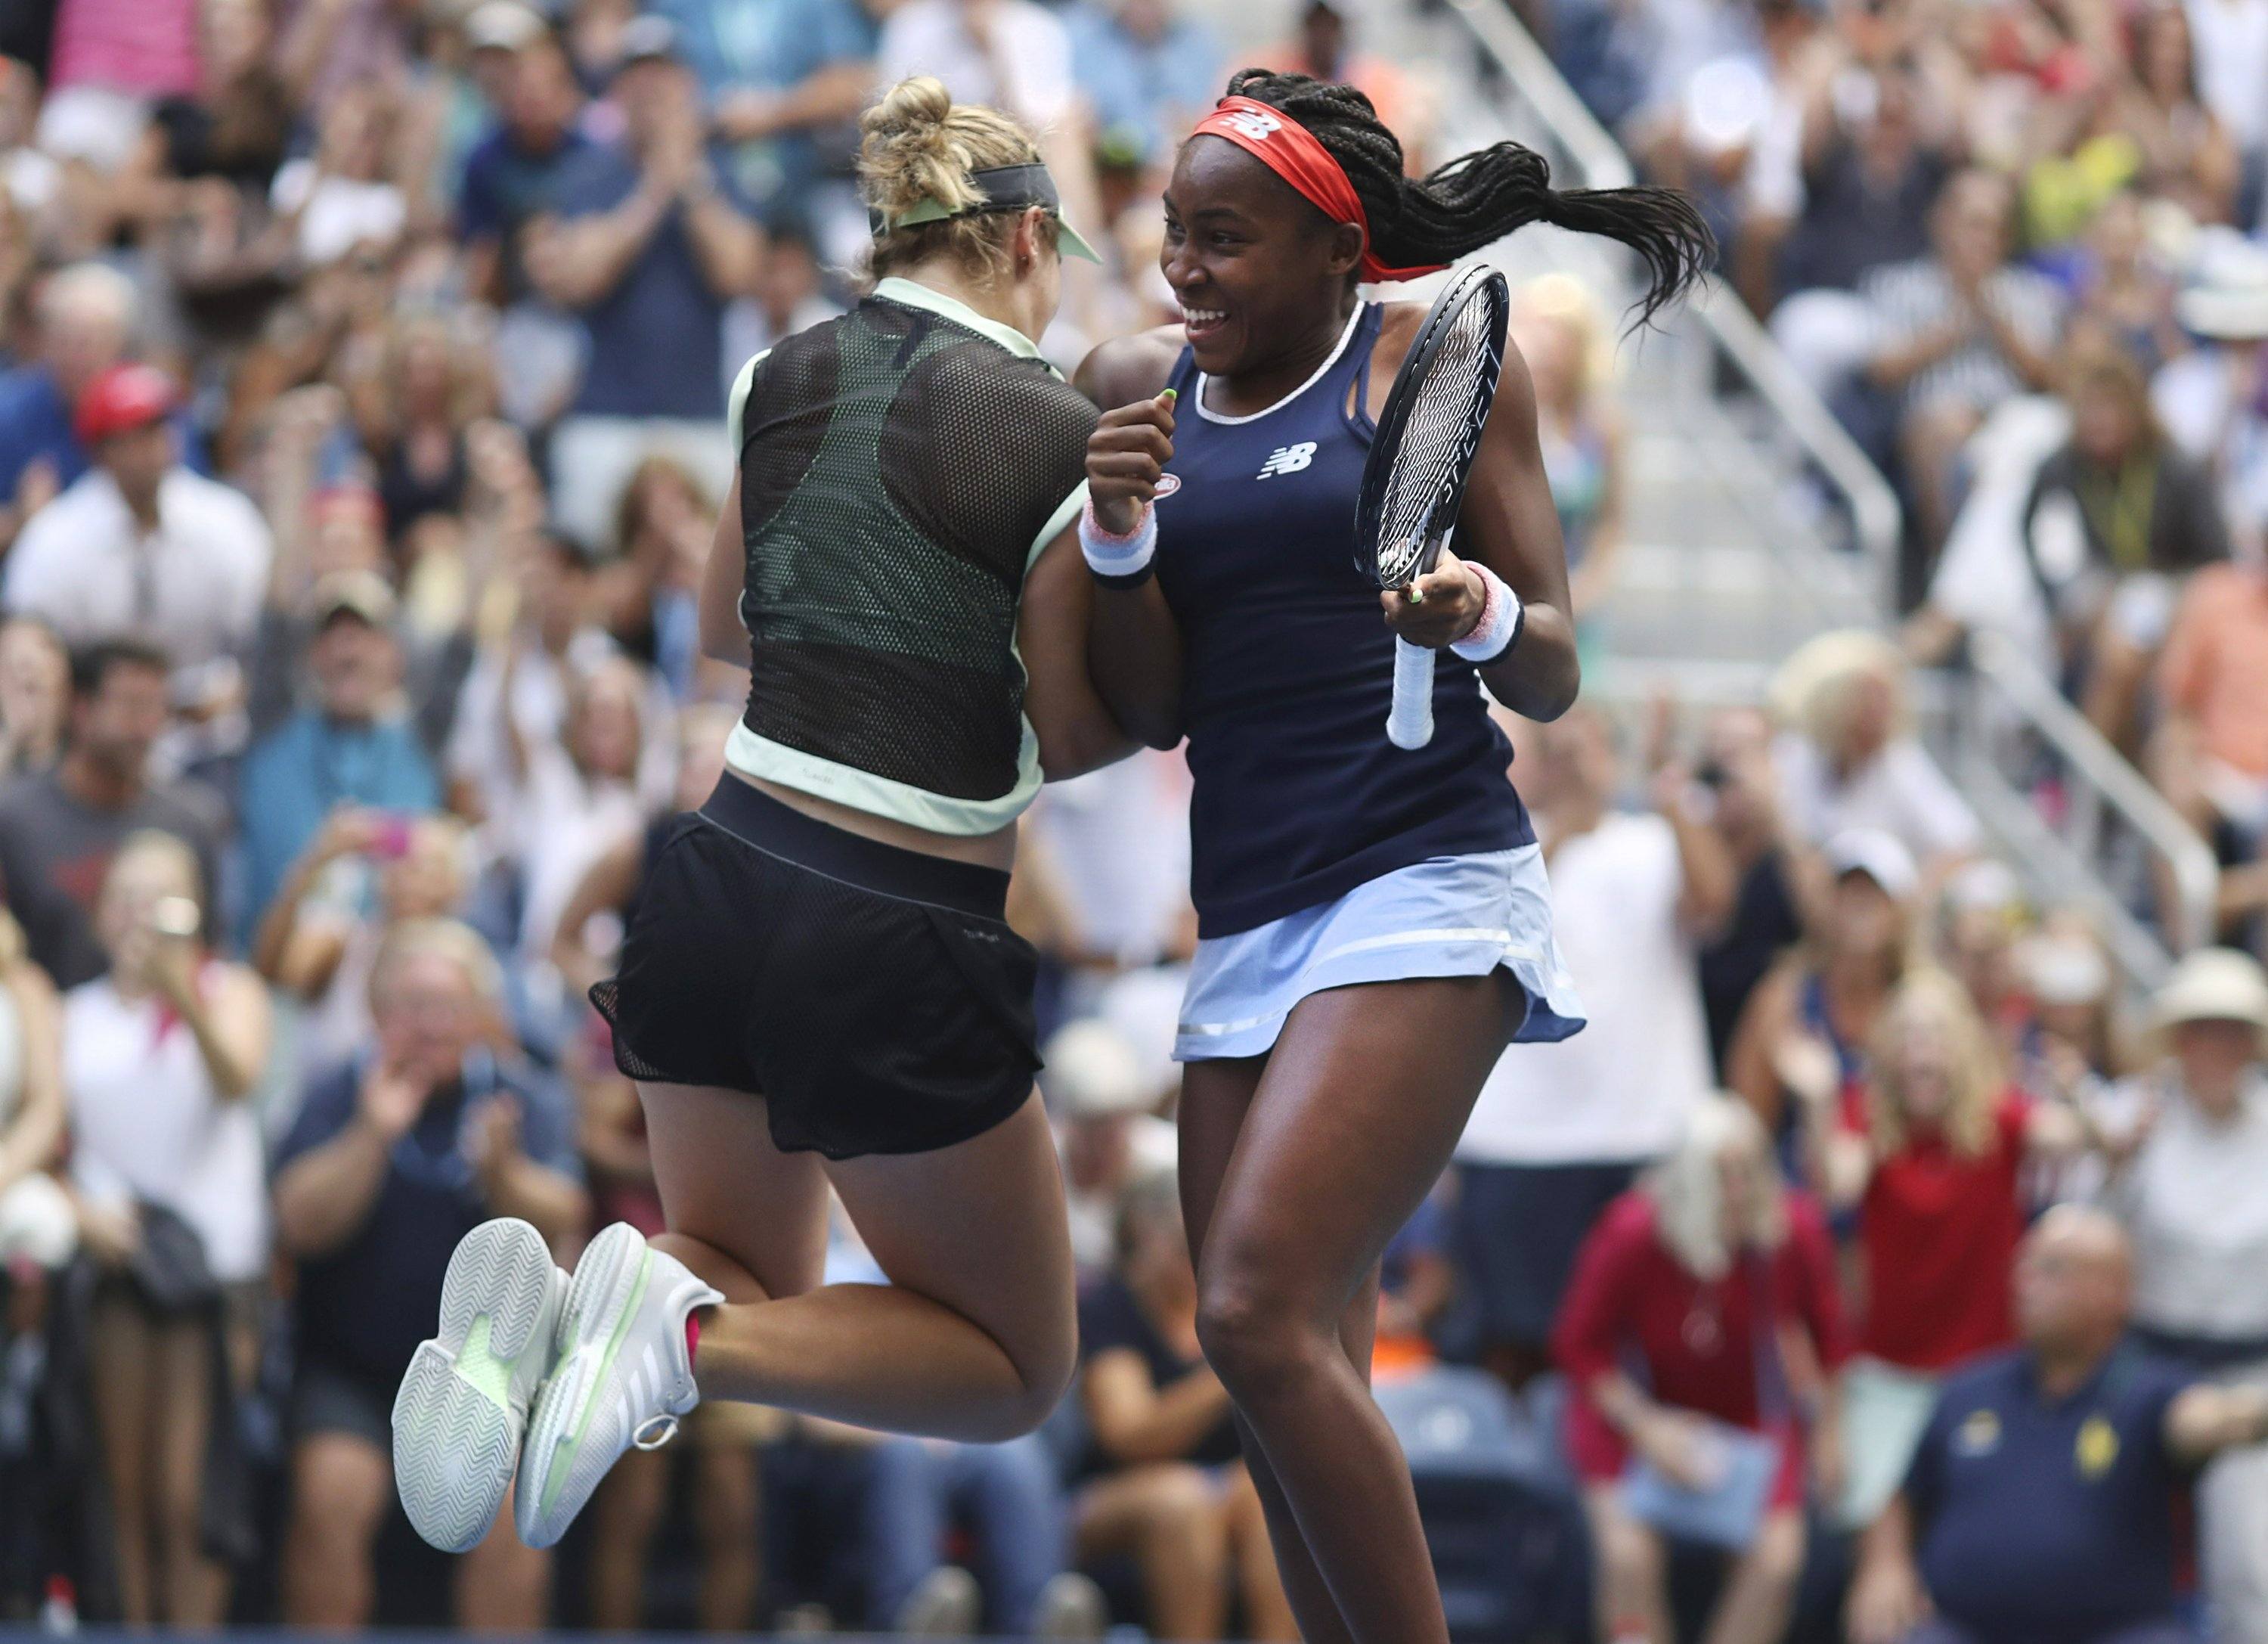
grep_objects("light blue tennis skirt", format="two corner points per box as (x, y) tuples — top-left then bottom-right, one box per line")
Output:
(1173, 845), (1589, 1062)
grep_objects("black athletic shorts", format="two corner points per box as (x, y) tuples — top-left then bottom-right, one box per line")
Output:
(591, 776), (1041, 1159)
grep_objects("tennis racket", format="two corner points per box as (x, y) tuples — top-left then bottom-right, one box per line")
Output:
(1354, 263), (1512, 750)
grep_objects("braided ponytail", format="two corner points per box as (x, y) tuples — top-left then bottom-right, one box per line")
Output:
(1220, 69), (1715, 325)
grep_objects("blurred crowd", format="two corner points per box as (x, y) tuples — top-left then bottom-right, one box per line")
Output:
(0, 0), (2266, 1639)
(1538, 0), (2268, 962)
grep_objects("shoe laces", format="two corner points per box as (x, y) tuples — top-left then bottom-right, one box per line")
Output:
(631, 1413), (680, 1451)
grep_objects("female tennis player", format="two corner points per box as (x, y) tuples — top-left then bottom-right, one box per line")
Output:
(1079, 70), (1712, 1642)
(390, 78), (1128, 1555)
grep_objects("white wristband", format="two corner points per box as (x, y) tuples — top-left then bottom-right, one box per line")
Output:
(1080, 499), (1157, 587)
(1451, 563), (1524, 663)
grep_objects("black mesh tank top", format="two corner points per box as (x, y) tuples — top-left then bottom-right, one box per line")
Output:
(727, 281), (1096, 833)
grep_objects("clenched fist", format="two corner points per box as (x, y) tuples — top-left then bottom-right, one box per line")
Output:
(1086, 388), (1177, 535)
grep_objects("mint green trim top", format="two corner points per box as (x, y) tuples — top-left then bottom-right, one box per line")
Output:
(719, 278), (1090, 836)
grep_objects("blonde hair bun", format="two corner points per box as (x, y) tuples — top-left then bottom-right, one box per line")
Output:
(858, 77), (1051, 281)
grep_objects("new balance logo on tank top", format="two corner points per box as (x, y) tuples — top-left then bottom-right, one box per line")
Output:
(1153, 302), (1533, 937)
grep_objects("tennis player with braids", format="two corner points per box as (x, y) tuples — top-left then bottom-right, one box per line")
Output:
(1079, 70), (1712, 1642)
(388, 79), (1130, 1559)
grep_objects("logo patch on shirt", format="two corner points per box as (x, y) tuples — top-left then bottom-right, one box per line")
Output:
(1256, 442), (1317, 479)
(1954, 1409), (2002, 1457)
(2076, 1415), (2119, 1478)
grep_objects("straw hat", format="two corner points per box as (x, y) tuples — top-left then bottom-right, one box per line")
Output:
(2152, 948), (2268, 1035)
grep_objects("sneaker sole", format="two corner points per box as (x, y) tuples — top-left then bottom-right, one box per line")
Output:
(392, 1218), (563, 1553)
(516, 1221), (652, 1548)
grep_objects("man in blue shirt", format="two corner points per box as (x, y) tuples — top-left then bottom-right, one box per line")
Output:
(271, 917), (584, 1628)
(1848, 1207), (2268, 1644)
(237, 572), (442, 945)
(1066, 0), (1220, 170)
(529, 17), (763, 548)
(647, 0), (879, 220)
(458, 29), (595, 307)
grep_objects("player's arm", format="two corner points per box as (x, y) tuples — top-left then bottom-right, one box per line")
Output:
(1076, 331), (1188, 750)
(701, 473), (748, 668)
(1023, 529), (1139, 780)
(1386, 321), (1581, 721)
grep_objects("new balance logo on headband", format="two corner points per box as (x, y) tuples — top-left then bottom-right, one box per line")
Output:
(1256, 442), (1316, 479)
(1221, 107), (1283, 141)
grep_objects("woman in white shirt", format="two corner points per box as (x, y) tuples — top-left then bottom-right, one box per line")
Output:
(2107, 948), (2268, 1643)
(66, 831), (272, 1627)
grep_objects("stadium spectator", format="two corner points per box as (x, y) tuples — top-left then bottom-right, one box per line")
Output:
(599, 454), (714, 696)
(1694, 706), (1808, 1076)
(271, 917), (582, 1629)
(878, 0), (1080, 138)
(4, 364), (270, 739)
(0, 616), (69, 779)
(2016, 337), (2229, 751)
(1253, 0), (1432, 170)
(2155, 237), (2268, 554)
(0, 906), (65, 1278)
(1769, 629), (1980, 872)
(1727, 828), (1916, 1150)
(65, 831), (270, 1627)
(529, 16), (761, 549)
(2186, 0), (2268, 158)
(458, 27), (593, 427)
(2103, 948), (2268, 1642)
(1769, 53), (1954, 354)
(269, 82), (408, 271)
(0, 639), (227, 990)
(1846, 1205), (2268, 1644)
(1067, 0), (1222, 172)
(1455, 706), (1731, 1390)
(2152, 551), (2268, 949)
(1043, 1016), (1176, 1276)
(1511, 275), (1627, 655)
(1858, 169), (2062, 559)
(655, 0), (879, 234)
(1799, 968), (2087, 1524)
(1074, 1169), (1295, 1639)
(1554, 1093), (1848, 1644)
(236, 572), (445, 945)
(253, 810), (472, 1090)
(859, 1432), (1105, 1633)
(0, 262), (135, 556)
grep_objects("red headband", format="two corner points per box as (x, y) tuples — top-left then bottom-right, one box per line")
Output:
(1188, 95), (1446, 285)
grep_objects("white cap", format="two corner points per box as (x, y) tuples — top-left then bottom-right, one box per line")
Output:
(1042, 1019), (1151, 1119)
(465, 0), (545, 51)
(2153, 948), (2268, 1034)
(1825, 828), (1919, 901)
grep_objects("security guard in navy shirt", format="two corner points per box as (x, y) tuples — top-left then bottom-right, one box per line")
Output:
(1848, 1206), (2268, 1644)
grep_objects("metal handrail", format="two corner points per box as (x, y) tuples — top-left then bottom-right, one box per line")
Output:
(1445, 0), (2220, 983)
(1445, 0), (1904, 591)
(1964, 633), (2220, 965)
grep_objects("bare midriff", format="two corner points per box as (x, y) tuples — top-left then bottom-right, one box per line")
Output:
(724, 765), (1018, 873)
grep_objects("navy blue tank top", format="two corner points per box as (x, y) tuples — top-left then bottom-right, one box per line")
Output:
(1153, 302), (1532, 938)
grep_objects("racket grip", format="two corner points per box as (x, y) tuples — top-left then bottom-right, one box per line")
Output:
(1387, 637), (1436, 749)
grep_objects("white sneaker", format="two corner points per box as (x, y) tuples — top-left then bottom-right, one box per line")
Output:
(894, 1565), (981, 1633)
(1034, 1571), (1108, 1638)
(513, 1221), (723, 1548)
(392, 1217), (568, 1552)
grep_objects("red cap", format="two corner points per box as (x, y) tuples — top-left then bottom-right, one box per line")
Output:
(74, 364), (177, 447)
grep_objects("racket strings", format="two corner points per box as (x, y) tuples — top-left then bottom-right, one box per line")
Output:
(1374, 298), (1499, 586)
